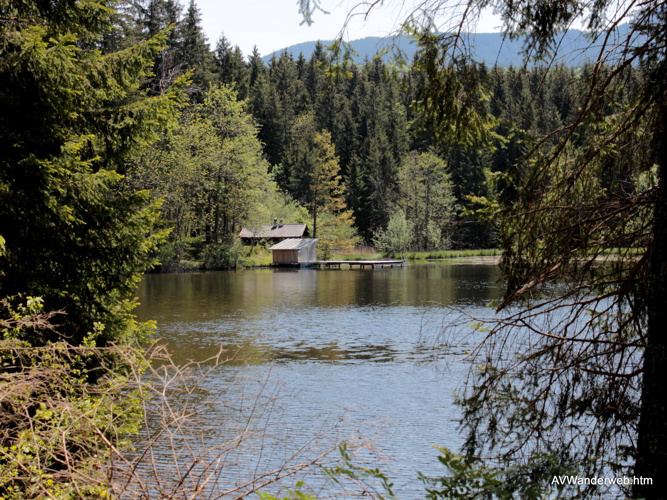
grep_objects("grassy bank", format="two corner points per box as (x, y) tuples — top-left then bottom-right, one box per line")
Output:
(158, 248), (502, 271)
(247, 247), (501, 264)
(332, 248), (500, 261)
(398, 248), (500, 260)
(239, 246), (274, 267)
(155, 246), (644, 273)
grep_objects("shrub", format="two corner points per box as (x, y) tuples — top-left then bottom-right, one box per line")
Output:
(373, 210), (414, 257)
(201, 241), (246, 269)
(0, 296), (148, 499)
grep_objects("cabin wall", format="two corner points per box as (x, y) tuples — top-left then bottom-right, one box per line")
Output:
(273, 249), (298, 264)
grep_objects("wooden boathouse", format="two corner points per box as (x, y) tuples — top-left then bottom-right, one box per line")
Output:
(269, 238), (318, 265)
(269, 238), (406, 269)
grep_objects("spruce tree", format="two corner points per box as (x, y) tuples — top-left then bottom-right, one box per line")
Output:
(0, 0), (184, 345)
(248, 45), (265, 88)
(178, 0), (214, 100)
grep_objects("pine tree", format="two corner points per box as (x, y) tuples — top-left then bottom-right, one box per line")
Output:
(178, 0), (214, 100)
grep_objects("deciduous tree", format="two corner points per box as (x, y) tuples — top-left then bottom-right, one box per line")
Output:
(398, 151), (455, 250)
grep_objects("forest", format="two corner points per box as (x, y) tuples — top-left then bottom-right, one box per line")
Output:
(1, 0), (666, 497)
(101, 0), (648, 270)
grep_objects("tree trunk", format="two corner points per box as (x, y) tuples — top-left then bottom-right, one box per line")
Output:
(634, 106), (667, 499)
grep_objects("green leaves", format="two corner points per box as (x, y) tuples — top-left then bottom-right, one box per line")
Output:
(397, 151), (455, 251)
(420, 447), (576, 500)
(0, 296), (150, 499)
(128, 85), (285, 269)
(373, 209), (414, 256)
(323, 444), (395, 499)
(258, 481), (317, 500)
(411, 28), (500, 150)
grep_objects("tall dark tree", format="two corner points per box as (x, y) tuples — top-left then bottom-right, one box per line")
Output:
(178, 0), (214, 99)
(214, 32), (249, 98)
(248, 45), (265, 88)
(0, 0), (184, 345)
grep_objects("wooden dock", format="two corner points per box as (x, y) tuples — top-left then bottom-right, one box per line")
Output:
(311, 259), (405, 269)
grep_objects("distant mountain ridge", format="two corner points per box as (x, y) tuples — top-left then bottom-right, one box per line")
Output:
(262, 27), (631, 67)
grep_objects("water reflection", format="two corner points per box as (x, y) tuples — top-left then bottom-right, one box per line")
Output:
(136, 263), (502, 365)
(133, 262), (504, 496)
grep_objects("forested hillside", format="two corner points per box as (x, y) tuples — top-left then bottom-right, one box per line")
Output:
(105, 0), (644, 270)
(262, 28), (627, 67)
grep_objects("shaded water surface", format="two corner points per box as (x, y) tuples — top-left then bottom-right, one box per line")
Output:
(134, 262), (503, 496)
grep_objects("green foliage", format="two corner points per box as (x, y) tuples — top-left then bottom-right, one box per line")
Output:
(239, 246), (274, 267)
(398, 151), (455, 250)
(129, 85), (281, 269)
(409, 28), (499, 150)
(309, 131), (353, 239)
(323, 444), (395, 499)
(279, 118), (357, 243)
(215, 33), (250, 98)
(199, 86), (275, 243)
(249, 50), (409, 243)
(0, 0), (184, 345)
(257, 481), (316, 500)
(373, 210), (414, 256)
(419, 447), (574, 500)
(279, 113), (319, 203)
(331, 251), (384, 261)
(201, 240), (246, 270)
(396, 248), (499, 260)
(178, 0), (215, 99)
(315, 211), (359, 259)
(251, 192), (311, 230)
(0, 297), (149, 499)
(0, 0), (182, 491)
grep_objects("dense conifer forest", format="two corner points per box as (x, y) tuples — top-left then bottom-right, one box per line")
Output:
(97, 0), (645, 271)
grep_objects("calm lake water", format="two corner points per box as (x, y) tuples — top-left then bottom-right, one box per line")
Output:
(133, 262), (504, 497)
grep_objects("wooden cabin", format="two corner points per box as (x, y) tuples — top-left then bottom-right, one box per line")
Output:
(269, 238), (317, 265)
(239, 220), (309, 245)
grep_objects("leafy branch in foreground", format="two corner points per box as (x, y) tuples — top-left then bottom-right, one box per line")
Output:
(1, 297), (382, 500)
(323, 443), (395, 499)
(0, 296), (147, 499)
(420, 447), (575, 500)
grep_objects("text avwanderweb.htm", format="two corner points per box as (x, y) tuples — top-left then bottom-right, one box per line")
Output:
(552, 476), (652, 486)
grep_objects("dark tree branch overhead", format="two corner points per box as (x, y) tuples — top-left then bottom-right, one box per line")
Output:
(303, 0), (667, 497)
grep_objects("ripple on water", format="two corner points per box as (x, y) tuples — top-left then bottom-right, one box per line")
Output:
(132, 263), (504, 496)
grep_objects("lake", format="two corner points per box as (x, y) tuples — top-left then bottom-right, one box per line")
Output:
(133, 261), (504, 497)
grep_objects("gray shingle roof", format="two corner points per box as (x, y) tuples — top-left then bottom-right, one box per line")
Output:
(239, 224), (307, 239)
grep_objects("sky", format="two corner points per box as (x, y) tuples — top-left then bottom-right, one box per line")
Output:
(195, 0), (504, 59)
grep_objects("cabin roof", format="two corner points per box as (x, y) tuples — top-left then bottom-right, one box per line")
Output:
(239, 223), (307, 239)
(269, 238), (318, 251)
